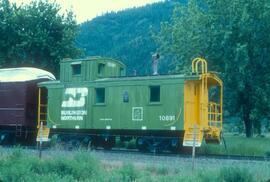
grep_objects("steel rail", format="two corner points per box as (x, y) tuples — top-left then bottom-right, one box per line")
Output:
(0, 145), (269, 162)
(92, 147), (270, 162)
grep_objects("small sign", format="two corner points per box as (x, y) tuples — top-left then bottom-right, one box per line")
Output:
(123, 91), (129, 102)
(132, 107), (143, 121)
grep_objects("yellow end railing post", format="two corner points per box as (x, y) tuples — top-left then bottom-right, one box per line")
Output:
(220, 83), (223, 129)
(37, 88), (41, 129)
(192, 58), (208, 75)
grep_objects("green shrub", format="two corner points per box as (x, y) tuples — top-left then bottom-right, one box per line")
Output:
(197, 170), (218, 182)
(31, 151), (102, 181)
(265, 151), (270, 157)
(156, 166), (169, 175)
(0, 151), (32, 182)
(218, 167), (254, 182)
(0, 149), (103, 182)
(117, 163), (139, 182)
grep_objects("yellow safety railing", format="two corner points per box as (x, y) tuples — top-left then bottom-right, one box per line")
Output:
(192, 57), (223, 129)
(208, 102), (222, 129)
(188, 57), (223, 144)
(192, 57), (208, 74)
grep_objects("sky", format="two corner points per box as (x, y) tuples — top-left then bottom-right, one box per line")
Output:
(9, 0), (163, 23)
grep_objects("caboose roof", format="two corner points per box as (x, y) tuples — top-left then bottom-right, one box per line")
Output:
(0, 67), (55, 82)
(39, 73), (200, 87)
(61, 56), (126, 68)
(94, 73), (198, 82)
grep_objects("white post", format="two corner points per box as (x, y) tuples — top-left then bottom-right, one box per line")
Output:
(192, 124), (196, 171)
(39, 121), (43, 159)
(152, 53), (160, 75)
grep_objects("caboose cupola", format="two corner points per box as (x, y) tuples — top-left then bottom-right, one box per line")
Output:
(60, 56), (126, 82)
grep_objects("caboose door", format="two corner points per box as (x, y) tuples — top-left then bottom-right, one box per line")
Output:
(184, 80), (200, 129)
(183, 79), (208, 147)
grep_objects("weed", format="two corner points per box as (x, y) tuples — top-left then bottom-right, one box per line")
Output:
(218, 167), (254, 182)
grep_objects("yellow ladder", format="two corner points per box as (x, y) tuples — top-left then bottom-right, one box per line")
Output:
(183, 126), (203, 147)
(37, 88), (48, 129)
(36, 88), (50, 142)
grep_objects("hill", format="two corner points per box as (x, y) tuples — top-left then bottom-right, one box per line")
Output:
(76, 1), (183, 75)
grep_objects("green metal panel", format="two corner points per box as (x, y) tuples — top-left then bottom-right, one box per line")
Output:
(39, 57), (198, 132)
(43, 77), (185, 131)
(47, 87), (61, 128)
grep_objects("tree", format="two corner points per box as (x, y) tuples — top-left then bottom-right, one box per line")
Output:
(0, 0), (82, 75)
(154, 0), (270, 137)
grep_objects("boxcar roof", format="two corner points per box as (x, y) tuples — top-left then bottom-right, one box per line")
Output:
(0, 67), (55, 82)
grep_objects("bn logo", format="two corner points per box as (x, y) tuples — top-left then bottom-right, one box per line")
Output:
(61, 88), (88, 108)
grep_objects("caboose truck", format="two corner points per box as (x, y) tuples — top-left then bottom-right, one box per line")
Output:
(37, 57), (222, 152)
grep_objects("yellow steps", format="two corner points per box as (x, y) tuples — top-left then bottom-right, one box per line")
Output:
(183, 126), (203, 147)
(205, 127), (221, 144)
(36, 126), (50, 142)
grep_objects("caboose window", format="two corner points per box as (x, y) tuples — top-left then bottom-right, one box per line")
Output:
(72, 63), (81, 75)
(96, 88), (105, 103)
(120, 68), (125, 76)
(98, 63), (105, 75)
(150, 86), (160, 102)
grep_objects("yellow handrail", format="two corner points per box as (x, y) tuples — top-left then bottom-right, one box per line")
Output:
(192, 57), (208, 74)
(208, 102), (222, 128)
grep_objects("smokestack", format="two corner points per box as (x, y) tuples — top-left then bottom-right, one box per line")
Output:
(152, 53), (160, 75)
(133, 69), (137, 76)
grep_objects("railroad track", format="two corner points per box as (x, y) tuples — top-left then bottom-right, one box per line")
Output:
(196, 153), (270, 161)
(91, 147), (270, 162)
(1, 145), (270, 162)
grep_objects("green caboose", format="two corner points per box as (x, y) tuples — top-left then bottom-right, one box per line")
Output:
(37, 56), (223, 151)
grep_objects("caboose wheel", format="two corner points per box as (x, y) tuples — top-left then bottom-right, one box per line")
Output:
(169, 139), (181, 153)
(101, 136), (115, 150)
(136, 137), (175, 153)
(136, 137), (148, 152)
(0, 133), (16, 145)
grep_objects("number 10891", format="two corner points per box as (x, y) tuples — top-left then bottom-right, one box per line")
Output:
(159, 115), (176, 121)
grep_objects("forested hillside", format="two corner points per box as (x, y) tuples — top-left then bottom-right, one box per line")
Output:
(77, 0), (270, 137)
(76, 1), (184, 75)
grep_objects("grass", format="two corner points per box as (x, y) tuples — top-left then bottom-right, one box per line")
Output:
(0, 147), (269, 182)
(0, 148), (102, 182)
(199, 133), (270, 156)
(0, 134), (269, 181)
(114, 133), (270, 156)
